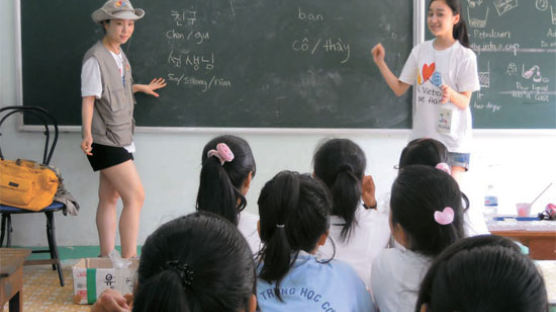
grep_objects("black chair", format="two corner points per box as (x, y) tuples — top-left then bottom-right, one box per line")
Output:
(0, 106), (65, 286)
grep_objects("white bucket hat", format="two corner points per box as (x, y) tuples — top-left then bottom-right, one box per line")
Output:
(91, 0), (145, 23)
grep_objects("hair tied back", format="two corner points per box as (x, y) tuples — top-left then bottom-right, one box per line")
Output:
(164, 260), (195, 288)
(434, 207), (455, 225)
(207, 143), (235, 166)
(435, 162), (451, 175)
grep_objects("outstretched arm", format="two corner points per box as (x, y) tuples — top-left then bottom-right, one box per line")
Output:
(371, 43), (410, 97)
(133, 78), (167, 97)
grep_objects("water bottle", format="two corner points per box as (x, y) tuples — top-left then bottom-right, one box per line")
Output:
(483, 184), (498, 222)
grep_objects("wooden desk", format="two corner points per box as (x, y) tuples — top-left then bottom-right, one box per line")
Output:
(0, 248), (30, 312)
(489, 230), (556, 260)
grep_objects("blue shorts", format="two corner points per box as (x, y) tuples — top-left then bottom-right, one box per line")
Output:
(447, 152), (470, 171)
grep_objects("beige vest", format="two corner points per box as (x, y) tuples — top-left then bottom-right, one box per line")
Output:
(83, 41), (135, 147)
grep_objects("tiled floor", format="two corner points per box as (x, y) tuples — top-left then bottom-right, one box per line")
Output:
(3, 264), (89, 312)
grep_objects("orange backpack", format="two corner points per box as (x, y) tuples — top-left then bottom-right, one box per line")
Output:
(0, 159), (59, 211)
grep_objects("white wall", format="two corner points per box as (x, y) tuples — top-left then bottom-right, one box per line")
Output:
(2, 1), (555, 247)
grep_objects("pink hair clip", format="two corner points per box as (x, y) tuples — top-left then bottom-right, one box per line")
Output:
(434, 207), (454, 225)
(207, 143), (235, 166)
(435, 162), (451, 175)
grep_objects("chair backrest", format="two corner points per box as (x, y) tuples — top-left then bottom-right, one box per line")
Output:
(0, 106), (58, 165)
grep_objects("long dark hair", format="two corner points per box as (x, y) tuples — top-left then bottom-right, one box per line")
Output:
(399, 138), (448, 168)
(313, 138), (366, 241)
(197, 135), (256, 225)
(257, 171), (331, 301)
(416, 235), (549, 312)
(133, 212), (256, 312)
(398, 138), (469, 212)
(390, 165), (465, 256)
(429, 0), (470, 48)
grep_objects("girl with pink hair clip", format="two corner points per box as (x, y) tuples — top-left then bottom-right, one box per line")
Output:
(371, 165), (465, 312)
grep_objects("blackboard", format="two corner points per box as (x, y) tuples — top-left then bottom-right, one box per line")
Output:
(462, 0), (556, 129)
(19, 0), (413, 129)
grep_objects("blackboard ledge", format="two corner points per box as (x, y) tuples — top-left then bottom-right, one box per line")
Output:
(17, 123), (556, 135)
(18, 123), (412, 135)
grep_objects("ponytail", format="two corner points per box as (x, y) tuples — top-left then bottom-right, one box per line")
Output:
(258, 171), (331, 301)
(133, 269), (190, 312)
(197, 156), (244, 225)
(134, 213), (256, 312)
(331, 165), (361, 240)
(453, 19), (469, 48)
(196, 135), (256, 225)
(313, 138), (367, 241)
(258, 171), (300, 300)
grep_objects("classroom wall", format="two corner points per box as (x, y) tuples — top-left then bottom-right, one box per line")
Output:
(1, 0), (555, 247)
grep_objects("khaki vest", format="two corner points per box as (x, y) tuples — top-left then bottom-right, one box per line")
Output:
(83, 41), (135, 147)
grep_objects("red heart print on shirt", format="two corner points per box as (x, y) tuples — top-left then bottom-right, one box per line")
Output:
(422, 63), (435, 82)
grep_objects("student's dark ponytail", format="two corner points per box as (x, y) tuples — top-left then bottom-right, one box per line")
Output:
(197, 135), (256, 225)
(313, 139), (366, 241)
(258, 171), (331, 301)
(133, 269), (190, 312)
(430, 0), (470, 48)
(453, 18), (469, 48)
(133, 212), (256, 312)
(331, 165), (361, 239)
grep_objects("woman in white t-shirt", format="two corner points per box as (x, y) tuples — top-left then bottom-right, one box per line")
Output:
(80, 0), (166, 258)
(313, 138), (390, 289)
(371, 0), (480, 183)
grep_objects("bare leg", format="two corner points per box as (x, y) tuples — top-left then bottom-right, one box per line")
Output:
(100, 160), (145, 258)
(97, 172), (120, 257)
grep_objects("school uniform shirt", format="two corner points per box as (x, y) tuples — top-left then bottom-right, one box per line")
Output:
(317, 205), (390, 289)
(81, 48), (135, 153)
(371, 245), (432, 312)
(257, 251), (376, 312)
(237, 211), (261, 255)
(399, 40), (480, 153)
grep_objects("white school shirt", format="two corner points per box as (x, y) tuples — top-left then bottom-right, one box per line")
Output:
(81, 50), (135, 153)
(237, 211), (262, 255)
(371, 245), (432, 312)
(317, 205), (390, 290)
(399, 40), (480, 153)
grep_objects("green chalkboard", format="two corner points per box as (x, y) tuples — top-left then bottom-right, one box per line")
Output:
(462, 0), (556, 128)
(19, 0), (413, 128)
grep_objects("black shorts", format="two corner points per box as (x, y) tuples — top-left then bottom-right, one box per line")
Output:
(86, 143), (134, 171)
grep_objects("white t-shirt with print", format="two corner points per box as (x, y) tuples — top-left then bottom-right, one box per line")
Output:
(399, 40), (480, 153)
(81, 50), (135, 153)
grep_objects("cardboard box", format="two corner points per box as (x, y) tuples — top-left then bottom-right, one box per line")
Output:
(72, 257), (139, 305)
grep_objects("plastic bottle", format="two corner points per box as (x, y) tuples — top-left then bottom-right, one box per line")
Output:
(483, 184), (498, 222)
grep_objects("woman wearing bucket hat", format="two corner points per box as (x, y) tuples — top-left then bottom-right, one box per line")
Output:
(81, 0), (166, 258)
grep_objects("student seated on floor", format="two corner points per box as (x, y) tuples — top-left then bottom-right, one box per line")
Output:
(416, 234), (548, 312)
(91, 212), (257, 312)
